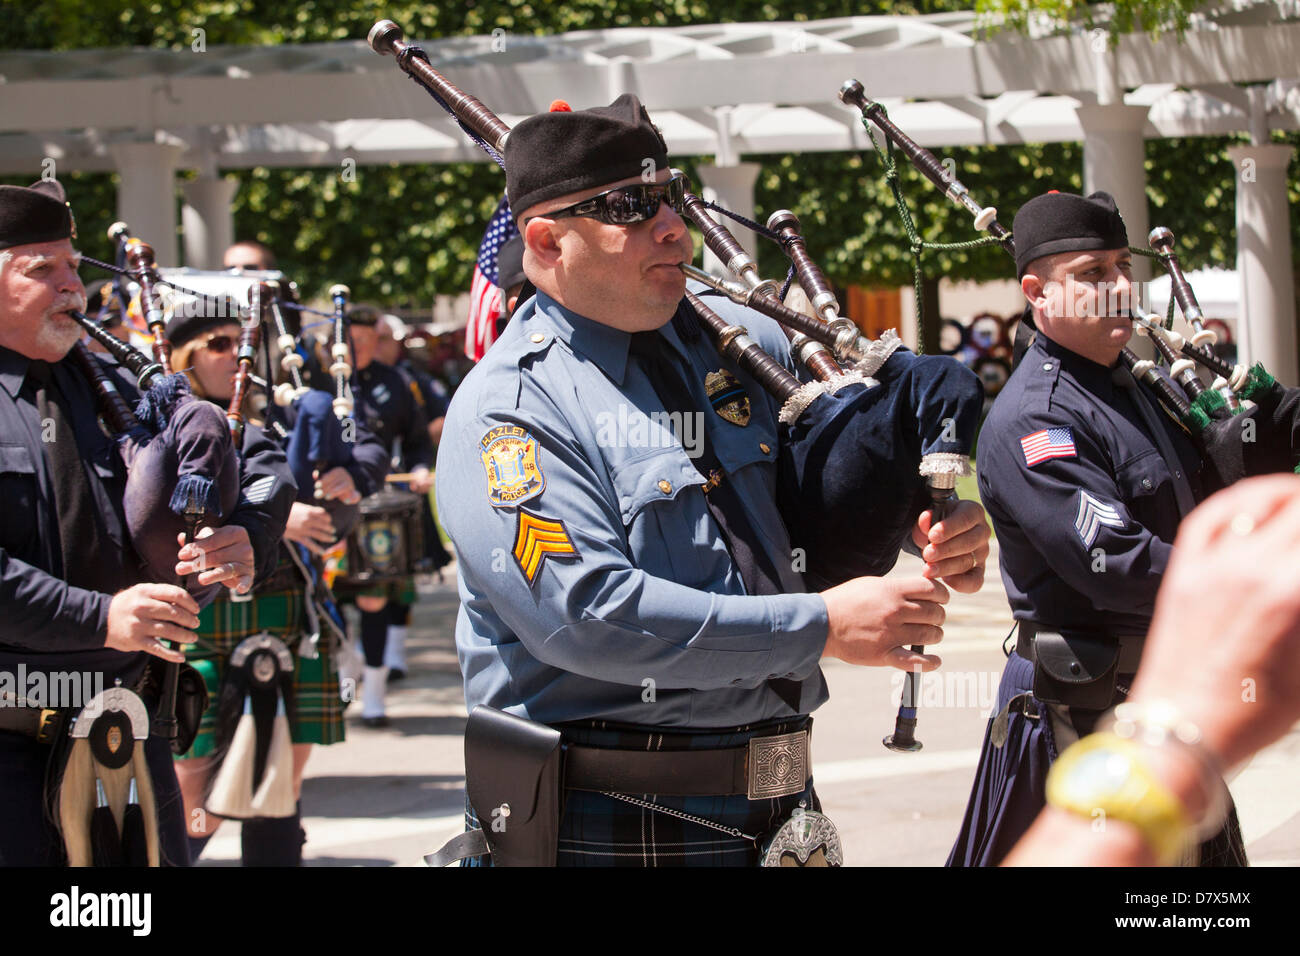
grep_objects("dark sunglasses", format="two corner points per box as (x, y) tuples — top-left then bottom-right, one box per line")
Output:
(527, 175), (686, 226)
(200, 333), (238, 354)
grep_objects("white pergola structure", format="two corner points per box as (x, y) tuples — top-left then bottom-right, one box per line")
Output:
(1, 5), (1297, 378)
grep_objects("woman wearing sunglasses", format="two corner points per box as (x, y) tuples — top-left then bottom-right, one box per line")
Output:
(166, 293), (387, 866)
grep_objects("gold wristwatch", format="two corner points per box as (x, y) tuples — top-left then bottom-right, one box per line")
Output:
(1045, 731), (1193, 865)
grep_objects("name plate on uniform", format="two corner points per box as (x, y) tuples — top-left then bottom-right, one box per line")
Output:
(747, 730), (809, 800)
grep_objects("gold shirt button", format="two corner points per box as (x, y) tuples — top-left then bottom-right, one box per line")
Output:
(759, 442), (771, 454)
(658, 479), (672, 494)
(530, 333), (545, 343)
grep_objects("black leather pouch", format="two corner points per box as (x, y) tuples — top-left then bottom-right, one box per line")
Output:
(464, 705), (563, 867)
(1031, 631), (1120, 710)
(172, 663), (210, 756)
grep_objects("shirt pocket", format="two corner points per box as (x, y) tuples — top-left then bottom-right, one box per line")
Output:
(0, 443), (40, 553)
(608, 447), (714, 585)
(1113, 450), (1172, 527)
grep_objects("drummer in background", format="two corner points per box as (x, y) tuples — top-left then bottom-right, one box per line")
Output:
(332, 305), (435, 724)
(377, 314), (454, 608)
(167, 294), (388, 865)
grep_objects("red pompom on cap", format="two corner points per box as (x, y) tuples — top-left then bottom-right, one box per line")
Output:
(548, 100), (572, 112)
(1047, 189), (1060, 194)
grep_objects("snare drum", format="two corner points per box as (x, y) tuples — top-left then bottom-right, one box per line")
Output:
(339, 488), (431, 586)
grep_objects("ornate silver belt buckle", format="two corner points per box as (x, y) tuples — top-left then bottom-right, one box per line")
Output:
(746, 729), (808, 800)
(760, 804), (844, 867)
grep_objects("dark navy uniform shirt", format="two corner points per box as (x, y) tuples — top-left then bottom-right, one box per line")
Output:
(976, 331), (1202, 638)
(0, 345), (296, 688)
(398, 359), (450, 423)
(352, 361), (434, 472)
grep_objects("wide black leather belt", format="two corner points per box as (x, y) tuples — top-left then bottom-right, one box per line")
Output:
(1017, 622), (1144, 675)
(0, 703), (61, 744)
(564, 727), (812, 800)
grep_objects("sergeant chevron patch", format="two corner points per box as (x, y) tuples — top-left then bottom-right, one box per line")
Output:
(513, 509), (578, 588)
(239, 475), (276, 506)
(1075, 491), (1125, 548)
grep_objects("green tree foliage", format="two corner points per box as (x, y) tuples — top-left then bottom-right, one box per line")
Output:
(1, 0), (965, 51)
(972, 0), (1206, 44)
(2, 1), (1295, 304)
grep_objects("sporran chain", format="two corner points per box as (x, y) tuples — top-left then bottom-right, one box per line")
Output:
(599, 790), (757, 842)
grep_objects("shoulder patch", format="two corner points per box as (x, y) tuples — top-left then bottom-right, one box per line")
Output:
(239, 475), (277, 507)
(513, 509), (578, 588)
(1020, 426), (1076, 467)
(480, 424), (545, 507)
(1075, 491), (1125, 548)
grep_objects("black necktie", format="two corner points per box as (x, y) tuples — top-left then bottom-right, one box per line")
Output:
(628, 330), (802, 710)
(28, 360), (111, 588)
(1112, 365), (1198, 517)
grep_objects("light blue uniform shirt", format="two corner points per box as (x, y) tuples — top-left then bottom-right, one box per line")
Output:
(436, 286), (830, 726)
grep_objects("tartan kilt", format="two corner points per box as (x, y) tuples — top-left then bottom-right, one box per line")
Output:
(464, 716), (819, 867)
(175, 561), (346, 760)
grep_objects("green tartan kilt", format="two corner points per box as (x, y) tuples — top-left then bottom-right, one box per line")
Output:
(175, 584), (346, 761)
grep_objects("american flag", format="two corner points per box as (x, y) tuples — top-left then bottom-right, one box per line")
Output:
(1020, 426), (1077, 467)
(465, 194), (518, 361)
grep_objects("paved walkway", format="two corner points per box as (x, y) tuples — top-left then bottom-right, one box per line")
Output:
(201, 542), (1300, 866)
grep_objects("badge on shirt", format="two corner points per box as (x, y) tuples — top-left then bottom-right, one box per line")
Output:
(705, 369), (750, 427)
(1020, 426), (1076, 467)
(1075, 491), (1125, 548)
(480, 425), (545, 507)
(513, 509), (578, 589)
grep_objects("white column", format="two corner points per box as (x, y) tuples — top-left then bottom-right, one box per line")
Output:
(109, 141), (184, 266)
(180, 175), (238, 269)
(695, 161), (762, 277)
(1075, 104), (1152, 280)
(1226, 143), (1297, 385)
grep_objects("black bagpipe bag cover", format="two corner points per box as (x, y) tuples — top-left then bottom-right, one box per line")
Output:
(777, 349), (984, 590)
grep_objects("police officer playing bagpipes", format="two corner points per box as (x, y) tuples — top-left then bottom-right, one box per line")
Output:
(0, 181), (294, 866)
(948, 190), (1249, 867)
(431, 95), (992, 867)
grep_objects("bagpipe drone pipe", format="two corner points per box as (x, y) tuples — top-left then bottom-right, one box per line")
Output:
(836, 79), (1300, 487)
(247, 279), (364, 540)
(366, 17), (985, 588)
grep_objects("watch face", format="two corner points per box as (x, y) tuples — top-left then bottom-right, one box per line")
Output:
(1069, 748), (1136, 802)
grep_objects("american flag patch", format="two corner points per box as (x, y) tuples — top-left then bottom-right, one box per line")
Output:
(1020, 427), (1076, 467)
